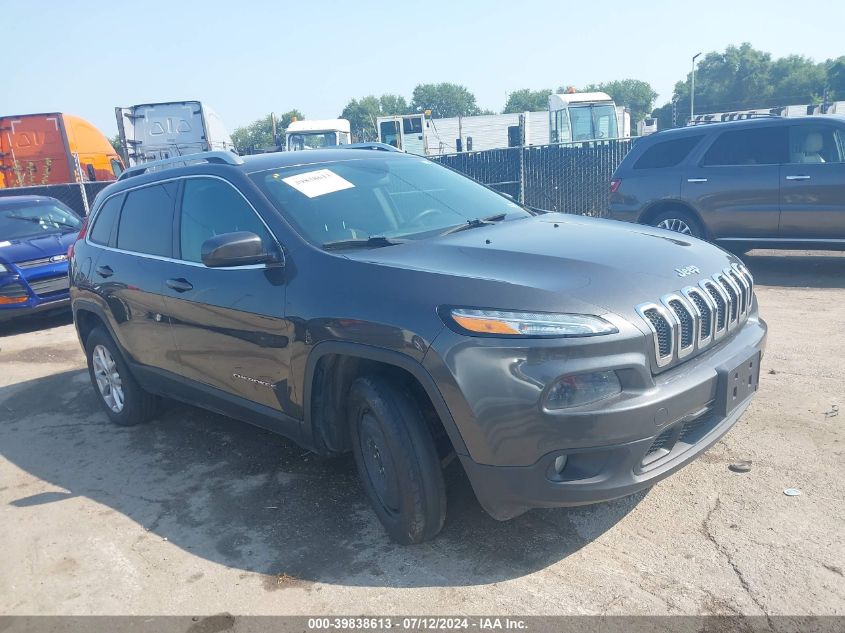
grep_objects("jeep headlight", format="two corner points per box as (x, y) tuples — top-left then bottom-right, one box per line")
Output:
(544, 371), (622, 409)
(446, 308), (617, 337)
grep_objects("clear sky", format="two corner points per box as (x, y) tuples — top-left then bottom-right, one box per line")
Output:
(2, 0), (842, 137)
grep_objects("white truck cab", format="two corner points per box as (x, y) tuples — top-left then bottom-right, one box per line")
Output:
(285, 119), (351, 151)
(548, 91), (630, 143)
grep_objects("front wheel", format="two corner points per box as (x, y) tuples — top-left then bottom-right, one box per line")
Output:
(649, 209), (704, 239)
(348, 375), (446, 544)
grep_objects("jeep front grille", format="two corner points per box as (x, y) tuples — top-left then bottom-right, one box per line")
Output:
(637, 264), (754, 369)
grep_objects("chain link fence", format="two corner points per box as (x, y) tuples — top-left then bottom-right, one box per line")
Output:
(0, 182), (112, 216)
(431, 139), (635, 217)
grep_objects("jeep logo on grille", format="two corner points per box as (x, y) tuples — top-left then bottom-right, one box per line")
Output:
(675, 265), (700, 278)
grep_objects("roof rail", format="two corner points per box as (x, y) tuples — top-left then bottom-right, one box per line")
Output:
(118, 151), (244, 180)
(687, 112), (781, 126)
(340, 142), (403, 152)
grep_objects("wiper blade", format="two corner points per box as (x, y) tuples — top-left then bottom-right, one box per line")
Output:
(6, 215), (79, 230)
(440, 213), (507, 236)
(322, 236), (406, 250)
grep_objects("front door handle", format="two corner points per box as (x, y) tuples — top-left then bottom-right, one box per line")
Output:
(95, 265), (113, 278)
(166, 278), (193, 293)
(785, 175), (811, 181)
(687, 178), (708, 183)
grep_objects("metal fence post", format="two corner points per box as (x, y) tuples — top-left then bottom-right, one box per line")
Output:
(72, 153), (90, 215)
(518, 114), (525, 204)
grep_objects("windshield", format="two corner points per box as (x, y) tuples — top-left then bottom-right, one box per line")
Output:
(0, 202), (81, 241)
(568, 104), (619, 141)
(288, 132), (338, 150)
(251, 156), (530, 246)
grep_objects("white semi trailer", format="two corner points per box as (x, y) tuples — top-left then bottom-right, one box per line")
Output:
(115, 100), (235, 166)
(376, 92), (630, 155)
(688, 101), (845, 125)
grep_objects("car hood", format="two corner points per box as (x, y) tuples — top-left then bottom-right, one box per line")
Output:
(344, 214), (740, 320)
(0, 232), (76, 265)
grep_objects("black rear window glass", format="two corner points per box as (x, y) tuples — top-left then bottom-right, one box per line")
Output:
(90, 195), (123, 245)
(703, 127), (788, 166)
(634, 136), (703, 169)
(116, 183), (177, 257)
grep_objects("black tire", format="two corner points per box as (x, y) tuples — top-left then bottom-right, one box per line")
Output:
(85, 327), (157, 426)
(348, 374), (446, 544)
(649, 208), (705, 239)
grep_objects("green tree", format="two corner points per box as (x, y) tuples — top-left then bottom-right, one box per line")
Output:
(503, 88), (552, 113)
(378, 94), (409, 117)
(582, 79), (658, 130)
(231, 110), (303, 154)
(340, 94), (410, 141)
(825, 56), (845, 100)
(109, 135), (124, 159)
(652, 43), (830, 129)
(410, 83), (481, 118)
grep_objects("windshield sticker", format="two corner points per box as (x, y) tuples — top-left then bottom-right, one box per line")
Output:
(281, 169), (355, 198)
(0, 241), (11, 248)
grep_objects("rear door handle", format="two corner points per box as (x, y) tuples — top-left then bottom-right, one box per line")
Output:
(166, 278), (193, 293)
(785, 175), (811, 181)
(95, 265), (113, 278)
(687, 178), (708, 183)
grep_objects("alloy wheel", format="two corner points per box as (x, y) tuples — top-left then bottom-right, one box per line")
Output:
(92, 344), (124, 413)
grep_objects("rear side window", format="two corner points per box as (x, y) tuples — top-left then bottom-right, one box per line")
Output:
(89, 195), (123, 246)
(788, 124), (844, 163)
(178, 178), (273, 263)
(116, 183), (177, 257)
(703, 127), (788, 166)
(634, 136), (703, 169)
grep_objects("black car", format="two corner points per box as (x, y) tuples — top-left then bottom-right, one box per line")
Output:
(70, 148), (766, 543)
(608, 115), (845, 251)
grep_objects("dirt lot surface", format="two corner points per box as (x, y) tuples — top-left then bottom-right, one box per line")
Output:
(0, 250), (843, 617)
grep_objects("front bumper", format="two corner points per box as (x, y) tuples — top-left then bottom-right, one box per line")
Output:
(460, 394), (753, 520)
(0, 269), (71, 322)
(0, 295), (70, 322)
(425, 312), (767, 519)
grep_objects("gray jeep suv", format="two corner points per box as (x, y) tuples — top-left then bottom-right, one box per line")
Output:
(70, 147), (767, 543)
(608, 115), (845, 250)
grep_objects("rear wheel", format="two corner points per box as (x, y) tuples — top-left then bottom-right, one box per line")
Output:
(348, 375), (446, 544)
(85, 327), (157, 426)
(649, 209), (704, 239)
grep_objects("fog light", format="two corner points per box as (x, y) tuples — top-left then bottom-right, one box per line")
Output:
(544, 371), (621, 410)
(553, 455), (568, 473)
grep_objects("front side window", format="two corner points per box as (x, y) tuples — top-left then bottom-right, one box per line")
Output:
(116, 182), (177, 257)
(380, 121), (400, 148)
(788, 125), (843, 164)
(251, 156), (530, 247)
(0, 201), (81, 241)
(179, 178), (274, 263)
(634, 135), (703, 169)
(702, 127), (788, 166)
(403, 117), (423, 135)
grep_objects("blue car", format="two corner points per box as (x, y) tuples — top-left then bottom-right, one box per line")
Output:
(0, 196), (82, 322)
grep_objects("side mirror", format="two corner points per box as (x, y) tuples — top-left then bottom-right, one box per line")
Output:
(201, 231), (281, 268)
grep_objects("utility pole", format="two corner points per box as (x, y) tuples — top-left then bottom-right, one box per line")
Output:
(690, 52), (702, 121)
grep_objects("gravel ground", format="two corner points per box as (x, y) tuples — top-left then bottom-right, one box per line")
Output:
(0, 249), (842, 617)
